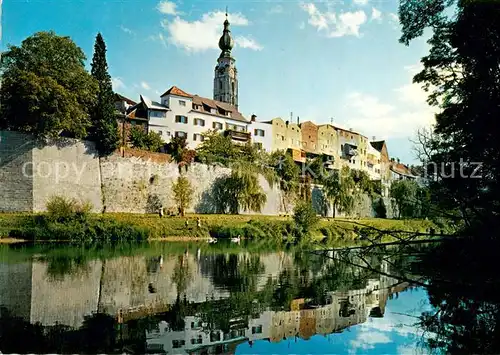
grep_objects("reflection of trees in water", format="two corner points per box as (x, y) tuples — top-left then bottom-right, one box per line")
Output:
(415, 238), (500, 353)
(172, 254), (193, 296)
(0, 308), (121, 354)
(200, 253), (265, 293)
(44, 255), (90, 280)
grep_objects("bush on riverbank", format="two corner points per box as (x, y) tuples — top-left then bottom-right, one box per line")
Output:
(8, 196), (148, 243)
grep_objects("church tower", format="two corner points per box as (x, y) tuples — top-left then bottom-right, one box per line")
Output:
(213, 12), (238, 109)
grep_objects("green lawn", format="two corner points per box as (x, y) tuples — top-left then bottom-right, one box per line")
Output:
(0, 212), (436, 240)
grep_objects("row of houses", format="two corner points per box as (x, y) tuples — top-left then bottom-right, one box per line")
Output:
(114, 90), (416, 187)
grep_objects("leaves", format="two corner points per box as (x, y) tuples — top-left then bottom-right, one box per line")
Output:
(0, 31), (97, 138)
(90, 33), (119, 154)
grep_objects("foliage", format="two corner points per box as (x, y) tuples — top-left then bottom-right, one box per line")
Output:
(0, 31), (97, 138)
(89, 33), (119, 155)
(389, 179), (431, 219)
(128, 126), (164, 152)
(209, 219), (296, 240)
(212, 168), (267, 214)
(196, 130), (236, 164)
(165, 136), (188, 162)
(10, 216), (148, 244)
(293, 201), (319, 236)
(46, 196), (92, 223)
(399, 0), (500, 229)
(172, 176), (194, 217)
(373, 197), (387, 219)
(323, 166), (356, 218)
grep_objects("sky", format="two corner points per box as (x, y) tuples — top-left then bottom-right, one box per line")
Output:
(236, 287), (432, 354)
(1, 0), (436, 164)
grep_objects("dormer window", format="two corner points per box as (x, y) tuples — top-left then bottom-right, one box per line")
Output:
(179, 100), (186, 106)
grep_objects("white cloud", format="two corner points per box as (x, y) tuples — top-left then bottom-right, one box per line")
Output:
(353, 0), (369, 5)
(120, 25), (134, 35)
(268, 5), (283, 14)
(148, 32), (168, 48)
(350, 331), (391, 351)
(235, 36), (263, 50)
(157, 0), (178, 15)
(161, 11), (262, 52)
(343, 64), (437, 140)
(111, 77), (125, 91)
(141, 81), (151, 90)
(300, 3), (367, 38)
(371, 7), (382, 22)
(388, 12), (399, 29)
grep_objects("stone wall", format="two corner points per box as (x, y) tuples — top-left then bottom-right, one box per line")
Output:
(0, 131), (380, 217)
(0, 131), (34, 212)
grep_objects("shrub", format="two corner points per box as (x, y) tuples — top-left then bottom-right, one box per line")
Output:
(46, 196), (92, 222)
(373, 198), (387, 218)
(293, 202), (319, 236)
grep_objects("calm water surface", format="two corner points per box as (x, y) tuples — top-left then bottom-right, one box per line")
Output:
(0, 241), (436, 354)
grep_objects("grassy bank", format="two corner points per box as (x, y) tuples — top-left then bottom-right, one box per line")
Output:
(1, 212), (438, 245)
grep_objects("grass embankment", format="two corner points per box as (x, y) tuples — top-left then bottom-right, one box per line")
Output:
(0, 212), (438, 245)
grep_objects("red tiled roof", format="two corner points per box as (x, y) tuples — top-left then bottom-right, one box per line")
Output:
(191, 95), (248, 123)
(390, 162), (415, 177)
(160, 86), (193, 98)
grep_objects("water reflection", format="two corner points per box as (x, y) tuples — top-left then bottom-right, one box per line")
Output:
(0, 243), (423, 354)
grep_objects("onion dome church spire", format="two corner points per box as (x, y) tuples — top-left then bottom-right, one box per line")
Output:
(218, 10), (234, 58)
(213, 9), (238, 109)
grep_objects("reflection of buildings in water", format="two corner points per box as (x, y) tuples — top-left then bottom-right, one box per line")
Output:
(0, 252), (293, 328)
(145, 274), (410, 354)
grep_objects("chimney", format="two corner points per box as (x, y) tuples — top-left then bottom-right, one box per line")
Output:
(290, 112), (293, 122)
(397, 158), (400, 164)
(372, 136), (376, 141)
(285, 120), (289, 127)
(349, 128), (353, 131)
(297, 116), (300, 125)
(391, 158), (395, 162)
(251, 114), (256, 122)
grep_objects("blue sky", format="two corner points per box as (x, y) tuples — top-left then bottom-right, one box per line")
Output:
(236, 287), (432, 354)
(1, 0), (435, 163)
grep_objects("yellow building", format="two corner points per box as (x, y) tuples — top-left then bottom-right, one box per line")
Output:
(267, 117), (305, 162)
(317, 124), (340, 168)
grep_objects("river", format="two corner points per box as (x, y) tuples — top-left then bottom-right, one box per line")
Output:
(0, 240), (485, 354)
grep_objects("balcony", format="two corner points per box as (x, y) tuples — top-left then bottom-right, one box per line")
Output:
(224, 129), (251, 142)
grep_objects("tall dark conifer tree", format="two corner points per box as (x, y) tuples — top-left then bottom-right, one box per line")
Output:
(90, 33), (119, 155)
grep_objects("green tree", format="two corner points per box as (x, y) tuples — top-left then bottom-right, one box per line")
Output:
(323, 166), (356, 218)
(0, 31), (97, 138)
(90, 33), (119, 155)
(196, 130), (236, 164)
(270, 150), (300, 212)
(172, 176), (194, 217)
(390, 179), (419, 219)
(166, 136), (188, 163)
(293, 201), (319, 236)
(399, 0), (500, 229)
(213, 168), (267, 214)
(128, 127), (164, 152)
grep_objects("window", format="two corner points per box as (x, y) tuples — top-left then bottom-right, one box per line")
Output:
(150, 110), (166, 118)
(193, 133), (205, 142)
(194, 118), (205, 126)
(172, 340), (185, 349)
(158, 131), (163, 136)
(252, 325), (263, 334)
(213, 122), (223, 130)
(175, 115), (188, 124)
(254, 129), (265, 137)
(179, 100), (186, 106)
(175, 131), (187, 138)
(210, 332), (221, 342)
(190, 335), (203, 345)
(253, 142), (263, 150)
